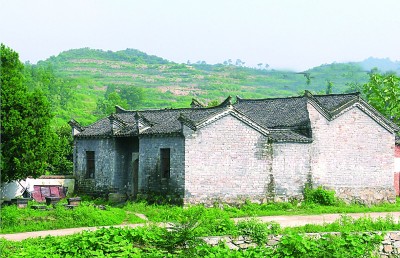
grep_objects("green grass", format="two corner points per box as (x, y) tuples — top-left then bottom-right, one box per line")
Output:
(283, 214), (400, 234)
(123, 198), (400, 222)
(0, 218), (386, 258)
(2, 198), (400, 234)
(0, 201), (145, 234)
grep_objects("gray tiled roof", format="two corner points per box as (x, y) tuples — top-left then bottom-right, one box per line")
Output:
(234, 96), (310, 128)
(313, 93), (359, 112)
(76, 117), (113, 137)
(73, 92), (397, 142)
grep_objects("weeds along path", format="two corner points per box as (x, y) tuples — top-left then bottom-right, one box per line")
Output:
(0, 223), (168, 241)
(234, 211), (400, 227)
(2, 212), (400, 241)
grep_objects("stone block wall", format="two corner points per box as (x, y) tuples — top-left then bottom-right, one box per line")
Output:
(138, 135), (185, 198)
(202, 231), (400, 257)
(307, 103), (396, 204)
(183, 115), (271, 205)
(74, 138), (117, 195)
(74, 137), (139, 196)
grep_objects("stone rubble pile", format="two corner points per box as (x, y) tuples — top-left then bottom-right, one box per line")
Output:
(202, 231), (400, 257)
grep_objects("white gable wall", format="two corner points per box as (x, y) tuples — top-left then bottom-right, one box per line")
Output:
(183, 115), (271, 205)
(307, 103), (396, 204)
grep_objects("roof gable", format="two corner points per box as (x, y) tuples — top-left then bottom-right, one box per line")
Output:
(306, 91), (399, 133)
(179, 106), (270, 136)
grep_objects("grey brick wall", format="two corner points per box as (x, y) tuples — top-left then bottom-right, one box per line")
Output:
(138, 135), (185, 198)
(74, 138), (117, 195)
(74, 137), (138, 196)
(183, 115), (271, 204)
(307, 103), (396, 203)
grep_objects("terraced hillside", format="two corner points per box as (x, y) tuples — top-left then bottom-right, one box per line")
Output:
(35, 48), (372, 126)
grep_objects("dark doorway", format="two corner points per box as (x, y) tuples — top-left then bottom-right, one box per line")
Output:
(133, 158), (139, 197)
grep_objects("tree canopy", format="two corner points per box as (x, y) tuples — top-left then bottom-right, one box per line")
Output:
(1, 44), (54, 182)
(362, 72), (400, 126)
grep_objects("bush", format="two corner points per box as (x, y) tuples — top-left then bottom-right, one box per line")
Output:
(236, 219), (281, 245)
(304, 186), (336, 206)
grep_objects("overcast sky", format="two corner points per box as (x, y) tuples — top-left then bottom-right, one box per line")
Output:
(1, 0), (400, 71)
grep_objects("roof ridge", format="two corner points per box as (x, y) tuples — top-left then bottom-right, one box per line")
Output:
(116, 104), (229, 114)
(235, 95), (305, 103)
(312, 92), (360, 97)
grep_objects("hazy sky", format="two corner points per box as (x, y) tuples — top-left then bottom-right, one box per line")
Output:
(1, 0), (400, 71)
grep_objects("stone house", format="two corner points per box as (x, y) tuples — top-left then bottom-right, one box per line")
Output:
(69, 91), (399, 205)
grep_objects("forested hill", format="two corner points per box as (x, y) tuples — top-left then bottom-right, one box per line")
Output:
(30, 48), (397, 127)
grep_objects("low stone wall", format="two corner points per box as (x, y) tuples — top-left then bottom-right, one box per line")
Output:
(202, 231), (400, 257)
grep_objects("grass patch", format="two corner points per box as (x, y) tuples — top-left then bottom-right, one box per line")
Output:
(284, 214), (400, 234)
(123, 198), (400, 221)
(0, 222), (384, 258)
(2, 197), (400, 234)
(1, 201), (145, 234)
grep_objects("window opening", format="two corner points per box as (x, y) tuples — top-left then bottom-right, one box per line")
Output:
(160, 148), (170, 179)
(86, 151), (95, 178)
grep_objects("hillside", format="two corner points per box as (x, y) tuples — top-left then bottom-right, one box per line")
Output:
(33, 48), (387, 126)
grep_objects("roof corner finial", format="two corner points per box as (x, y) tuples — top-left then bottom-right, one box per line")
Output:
(219, 95), (233, 108)
(115, 105), (127, 113)
(68, 119), (83, 136)
(190, 98), (205, 108)
(134, 111), (140, 120)
(109, 114), (118, 135)
(304, 90), (313, 98)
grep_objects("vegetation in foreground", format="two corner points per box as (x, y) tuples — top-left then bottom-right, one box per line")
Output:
(2, 191), (398, 257)
(2, 194), (400, 234)
(0, 216), (387, 257)
(0, 201), (144, 234)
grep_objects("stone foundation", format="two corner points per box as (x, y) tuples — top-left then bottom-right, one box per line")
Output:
(183, 187), (395, 206)
(183, 195), (271, 207)
(334, 187), (396, 205)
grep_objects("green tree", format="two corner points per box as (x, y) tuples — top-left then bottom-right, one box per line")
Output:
(120, 86), (144, 109)
(1, 44), (54, 182)
(95, 91), (128, 116)
(46, 126), (73, 175)
(362, 72), (400, 125)
(326, 80), (333, 94)
(24, 63), (76, 109)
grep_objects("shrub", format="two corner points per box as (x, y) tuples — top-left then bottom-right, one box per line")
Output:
(304, 186), (336, 206)
(236, 218), (281, 245)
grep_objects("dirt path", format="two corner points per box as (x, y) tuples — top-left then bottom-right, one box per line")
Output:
(234, 211), (400, 227)
(2, 212), (400, 241)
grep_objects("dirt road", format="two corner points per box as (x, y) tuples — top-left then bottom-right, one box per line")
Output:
(2, 211), (400, 241)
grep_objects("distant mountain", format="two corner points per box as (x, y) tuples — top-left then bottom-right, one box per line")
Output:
(42, 48), (170, 65)
(359, 57), (400, 73)
(32, 47), (396, 126)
